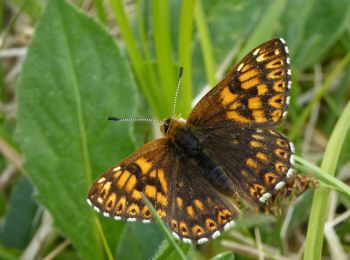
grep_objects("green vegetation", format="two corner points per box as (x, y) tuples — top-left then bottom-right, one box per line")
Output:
(1, 0), (349, 259)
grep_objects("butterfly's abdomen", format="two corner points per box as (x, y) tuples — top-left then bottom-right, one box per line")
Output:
(173, 127), (235, 195)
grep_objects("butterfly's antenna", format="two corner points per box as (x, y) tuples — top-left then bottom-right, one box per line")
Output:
(107, 116), (163, 124)
(172, 67), (184, 116)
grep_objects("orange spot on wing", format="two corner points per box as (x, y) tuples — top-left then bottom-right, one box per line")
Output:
(135, 158), (153, 174)
(256, 52), (275, 62)
(179, 221), (189, 236)
(149, 170), (156, 178)
(239, 68), (259, 82)
(246, 158), (258, 169)
(157, 169), (168, 193)
(125, 175), (137, 193)
(268, 69), (284, 79)
(115, 196), (127, 214)
(131, 190), (142, 200)
(176, 197), (183, 209)
(106, 193), (116, 210)
(271, 110), (282, 122)
(264, 173), (277, 185)
(227, 111), (250, 123)
(273, 81), (286, 93)
(252, 110), (267, 123)
(156, 192), (167, 206)
(157, 209), (166, 218)
(257, 84), (268, 95)
(142, 206), (151, 218)
(117, 171), (131, 188)
(250, 184), (266, 197)
(194, 199), (204, 211)
(221, 87), (238, 105)
(192, 225), (205, 236)
(248, 97), (262, 109)
(144, 185), (157, 199)
(276, 138), (288, 147)
(256, 152), (268, 161)
(127, 203), (140, 215)
(101, 182), (111, 199)
(266, 58), (284, 69)
(250, 140), (263, 148)
(275, 161), (287, 173)
(186, 206), (195, 218)
(241, 77), (260, 89)
(218, 209), (231, 224)
(241, 63), (252, 72)
(275, 149), (289, 160)
(171, 220), (178, 232)
(205, 218), (217, 231)
(114, 170), (122, 179)
(268, 94), (285, 108)
(252, 134), (265, 140)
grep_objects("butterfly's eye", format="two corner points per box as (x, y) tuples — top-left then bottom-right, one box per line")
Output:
(162, 118), (171, 134)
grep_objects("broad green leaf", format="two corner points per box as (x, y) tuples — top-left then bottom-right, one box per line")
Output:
(1, 177), (37, 249)
(17, 0), (137, 258)
(116, 222), (164, 260)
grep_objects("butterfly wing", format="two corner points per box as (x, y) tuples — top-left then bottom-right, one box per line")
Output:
(166, 148), (239, 244)
(87, 138), (239, 244)
(193, 126), (295, 205)
(188, 38), (291, 127)
(87, 138), (171, 222)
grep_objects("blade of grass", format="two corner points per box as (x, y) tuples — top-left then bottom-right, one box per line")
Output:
(290, 52), (350, 140)
(142, 197), (188, 260)
(238, 0), (288, 60)
(152, 0), (176, 115)
(109, 0), (163, 117)
(294, 155), (350, 199)
(93, 0), (107, 24)
(303, 100), (350, 260)
(194, 0), (217, 87)
(95, 218), (113, 260)
(178, 0), (195, 116)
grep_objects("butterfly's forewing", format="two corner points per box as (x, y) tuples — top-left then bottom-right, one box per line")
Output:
(87, 139), (171, 222)
(188, 38), (291, 127)
(87, 138), (239, 244)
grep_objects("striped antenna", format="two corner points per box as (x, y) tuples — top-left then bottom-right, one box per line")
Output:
(107, 116), (163, 124)
(172, 67), (184, 116)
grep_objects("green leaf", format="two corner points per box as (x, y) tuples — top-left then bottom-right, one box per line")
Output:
(17, 0), (137, 258)
(116, 222), (164, 260)
(1, 177), (38, 249)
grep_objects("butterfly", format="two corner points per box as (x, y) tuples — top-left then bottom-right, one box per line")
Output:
(87, 38), (294, 244)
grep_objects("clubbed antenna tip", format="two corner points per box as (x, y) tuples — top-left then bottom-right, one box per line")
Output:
(107, 116), (120, 121)
(178, 67), (183, 79)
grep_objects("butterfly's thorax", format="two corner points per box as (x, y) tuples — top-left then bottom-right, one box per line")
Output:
(163, 118), (236, 195)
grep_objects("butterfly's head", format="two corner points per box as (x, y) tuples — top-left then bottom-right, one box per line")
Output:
(160, 117), (186, 136)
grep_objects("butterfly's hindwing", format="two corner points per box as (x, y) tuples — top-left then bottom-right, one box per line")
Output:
(195, 126), (294, 204)
(167, 151), (239, 243)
